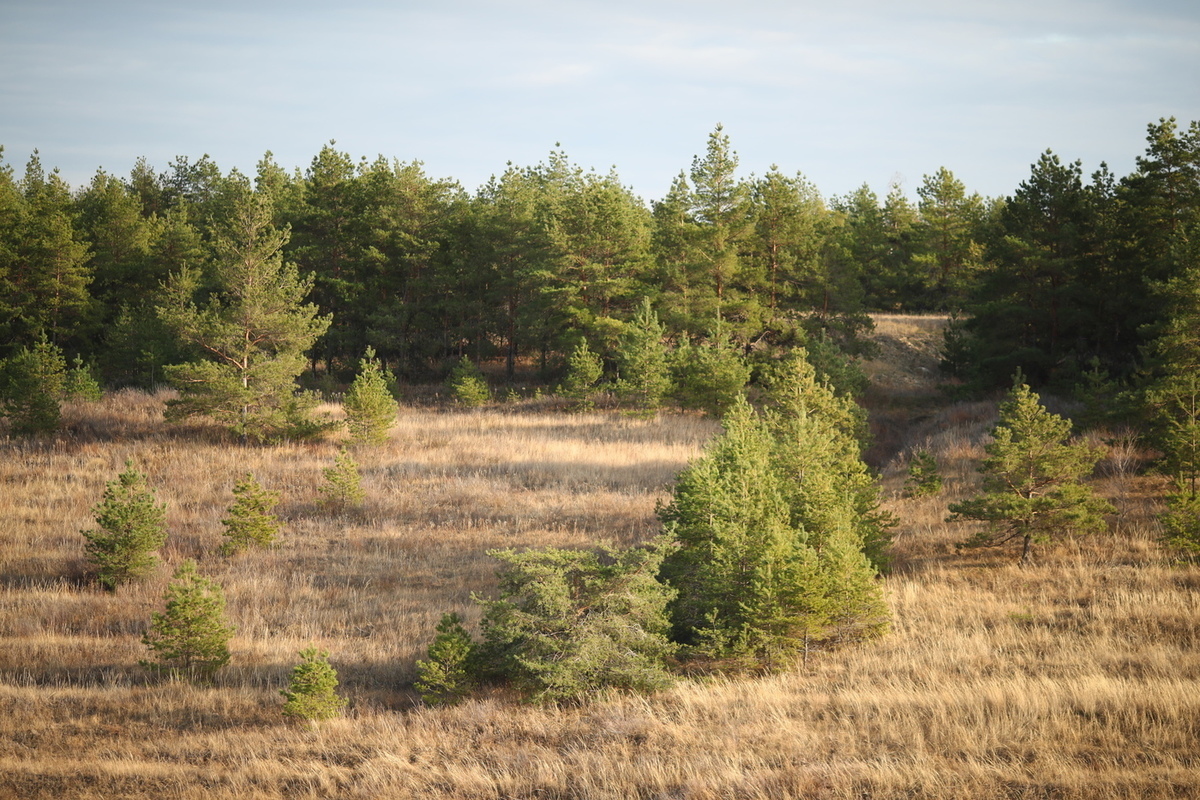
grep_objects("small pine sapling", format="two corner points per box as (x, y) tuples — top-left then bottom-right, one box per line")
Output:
(559, 339), (604, 410)
(82, 460), (168, 590)
(904, 450), (943, 498)
(141, 560), (234, 682)
(343, 346), (398, 447)
(64, 355), (104, 401)
(319, 448), (366, 511)
(415, 612), (477, 706)
(0, 334), (67, 435)
(280, 646), (347, 721)
(220, 472), (282, 555)
(447, 356), (490, 407)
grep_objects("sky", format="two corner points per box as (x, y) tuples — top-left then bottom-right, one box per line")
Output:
(2, 0), (1198, 204)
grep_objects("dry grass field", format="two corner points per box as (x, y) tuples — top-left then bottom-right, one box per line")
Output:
(2, 317), (1198, 799)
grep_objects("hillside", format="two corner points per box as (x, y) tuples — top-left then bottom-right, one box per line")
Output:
(1, 320), (1198, 799)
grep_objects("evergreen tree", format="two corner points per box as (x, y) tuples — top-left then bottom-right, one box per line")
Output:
(904, 450), (943, 498)
(319, 448), (365, 511)
(669, 328), (751, 417)
(81, 460), (168, 590)
(141, 559), (234, 681)
(0, 334), (67, 434)
(658, 397), (829, 668)
(343, 346), (398, 446)
(948, 378), (1113, 562)
(446, 355), (490, 407)
(280, 646), (347, 721)
(476, 539), (676, 703)
(158, 191), (330, 442)
(559, 338), (604, 410)
(220, 472), (282, 555)
(615, 298), (671, 413)
(415, 612), (478, 706)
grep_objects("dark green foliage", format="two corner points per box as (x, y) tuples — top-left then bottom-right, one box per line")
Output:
(0, 334), (66, 434)
(141, 560), (234, 682)
(220, 473), (282, 555)
(948, 379), (1113, 562)
(558, 338), (603, 410)
(1160, 486), (1200, 556)
(415, 613), (478, 706)
(904, 450), (943, 498)
(476, 539), (677, 703)
(343, 346), (398, 446)
(447, 355), (489, 407)
(281, 647), (347, 721)
(81, 460), (168, 590)
(615, 298), (671, 413)
(319, 448), (365, 511)
(669, 329), (751, 417)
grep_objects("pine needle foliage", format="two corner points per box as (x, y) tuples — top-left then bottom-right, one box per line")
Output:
(476, 539), (677, 703)
(319, 448), (365, 511)
(904, 450), (943, 498)
(559, 338), (604, 410)
(415, 612), (478, 706)
(447, 356), (490, 407)
(615, 298), (671, 414)
(948, 377), (1113, 562)
(82, 460), (168, 590)
(0, 334), (66, 434)
(141, 560), (234, 682)
(280, 647), (347, 721)
(343, 346), (398, 446)
(220, 472), (282, 555)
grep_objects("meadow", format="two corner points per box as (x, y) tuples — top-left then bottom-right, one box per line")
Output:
(1, 317), (1197, 799)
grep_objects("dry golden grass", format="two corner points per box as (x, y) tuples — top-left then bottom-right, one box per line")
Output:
(2, 361), (1199, 798)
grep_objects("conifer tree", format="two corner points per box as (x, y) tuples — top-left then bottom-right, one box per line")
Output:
(476, 539), (676, 702)
(615, 298), (671, 414)
(447, 355), (489, 407)
(343, 346), (397, 446)
(559, 338), (604, 410)
(0, 334), (67, 434)
(158, 192), (330, 442)
(669, 328), (751, 417)
(220, 472), (282, 555)
(319, 448), (365, 511)
(141, 560), (234, 681)
(904, 450), (943, 498)
(948, 378), (1113, 562)
(415, 612), (477, 706)
(82, 460), (168, 590)
(280, 646), (347, 721)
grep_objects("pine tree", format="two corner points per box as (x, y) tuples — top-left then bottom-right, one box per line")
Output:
(559, 338), (603, 410)
(319, 448), (365, 511)
(447, 355), (489, 407)
(82, 460), (168, 590)
(280, 646), (347, 721)
(669, 327), (750, 417)
(904, 450), (943, 498)
(415, 612), (477, 706)
(158, 191), (330, 442)
(0, 334), (67, 434)
(141, 560), (234, 681)
(343, 346), (398, 446)
(615, 298), (671, 414)
(948, 378), (1113, 562)
(476, 539), (677, 703)
(220, 472), (282, 555)
(658, 397), (829, 668)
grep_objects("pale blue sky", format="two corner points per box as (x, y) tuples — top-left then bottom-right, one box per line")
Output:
(3, 0), (1197, 203)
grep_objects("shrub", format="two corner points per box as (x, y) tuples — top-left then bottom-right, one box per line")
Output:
(141, 560), (234, 682)
(281, 647), (347, 721)
(220, 473), (282, 555)
(81, 460), (168, 590)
